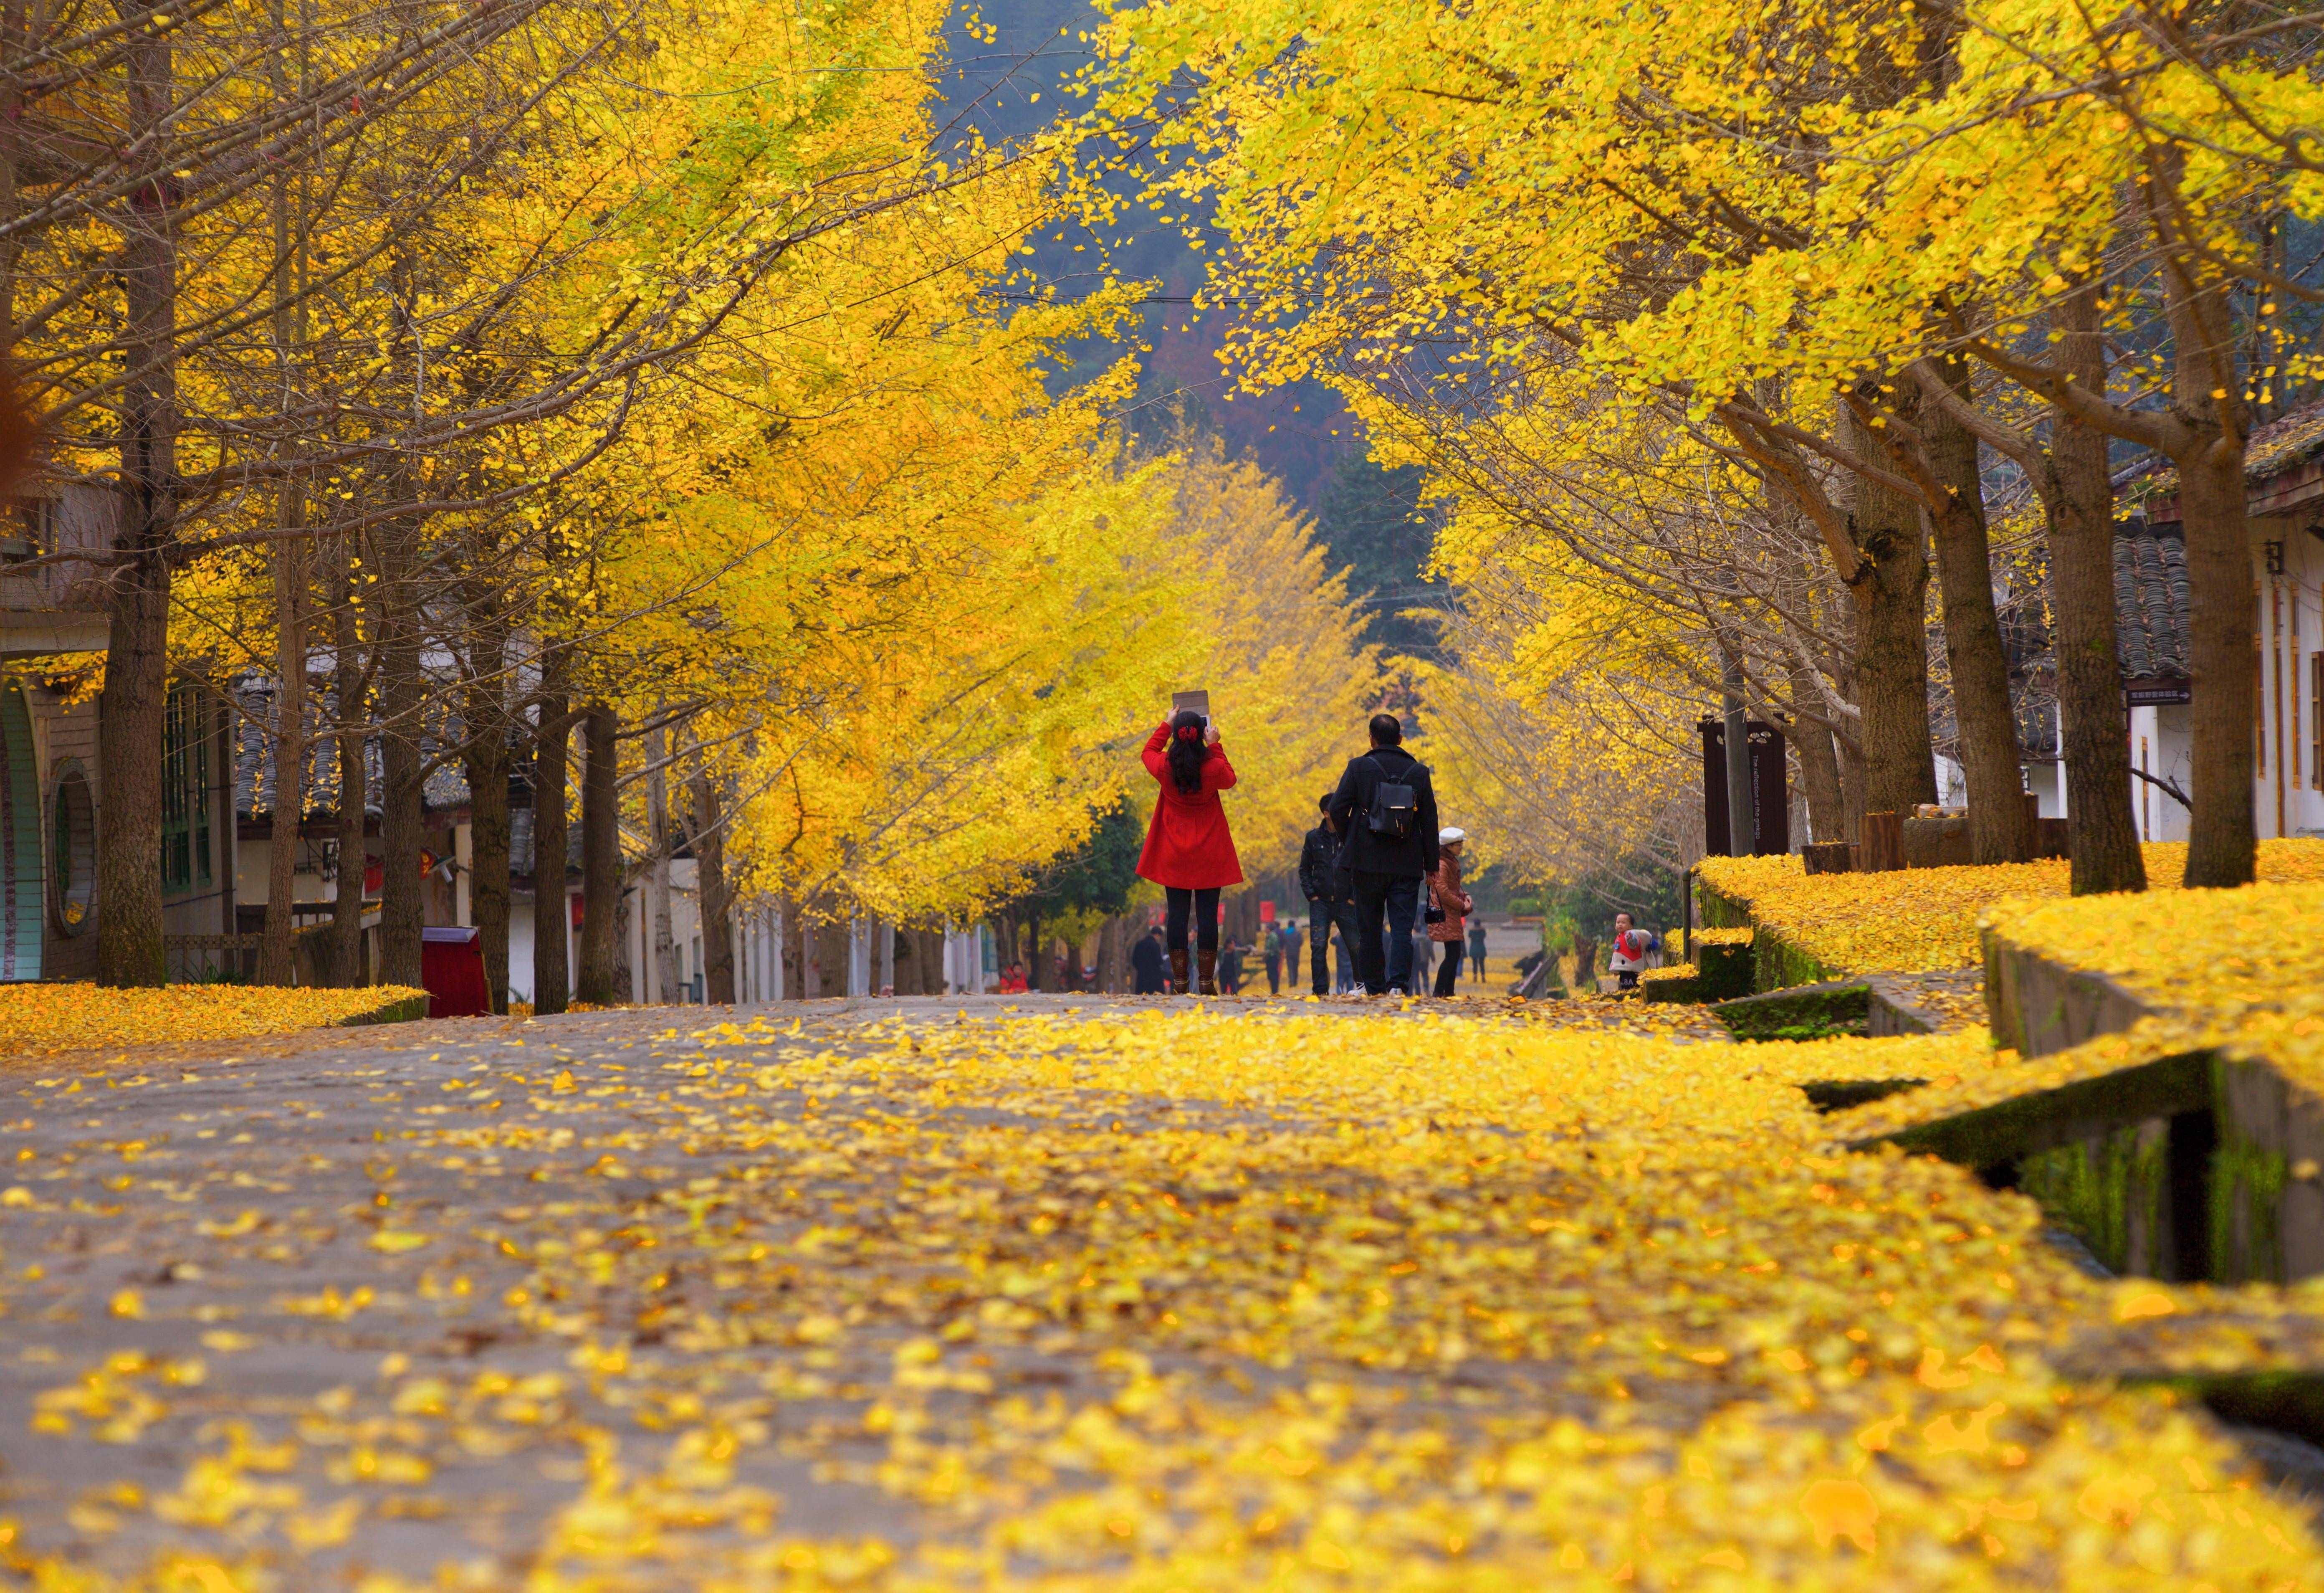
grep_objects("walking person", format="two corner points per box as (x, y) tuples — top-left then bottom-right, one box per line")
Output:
(1427, 829), (1475, 998)
(1130, 926), (1167, 995)
(1325, 714), (1440, 996)
(1221, 935), (1246, 995)
(1262, 922), (1282, 995)
(1136, 709), (1243, 995)
(1298, 794), (1361, 996)
(1467, 917), (1489, 983)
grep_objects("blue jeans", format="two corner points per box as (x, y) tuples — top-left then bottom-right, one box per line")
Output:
(1353, 871), (1421, 994)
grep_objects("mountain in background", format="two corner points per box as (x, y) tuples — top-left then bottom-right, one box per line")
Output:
(936, 0), (1442, 645)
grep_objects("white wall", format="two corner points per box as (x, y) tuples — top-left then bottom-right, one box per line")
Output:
(2255, 521), (2324, 841)
(2128, 703), (2195, 843)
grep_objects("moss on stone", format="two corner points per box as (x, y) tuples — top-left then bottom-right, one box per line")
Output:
(2214, 1130), (2289, 1286)
(2018, 1121), (2169, 1277)
(1695, 884), (1751, 930)
(1640, 972), (1702, 1004)
(1695, 940), (1754, 1001)
(1752, 927), (1838, 994)
(1712, 983), (1869, 1042)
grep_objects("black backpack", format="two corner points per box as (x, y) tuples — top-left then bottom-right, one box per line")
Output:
(1365, 754), (1422, 839)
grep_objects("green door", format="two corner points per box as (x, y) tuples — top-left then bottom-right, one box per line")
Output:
(0, 681), (41, 980)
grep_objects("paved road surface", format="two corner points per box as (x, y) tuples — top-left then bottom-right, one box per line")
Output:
(8, 992), (2290, 1589)
(0, 997), (1626, 1586)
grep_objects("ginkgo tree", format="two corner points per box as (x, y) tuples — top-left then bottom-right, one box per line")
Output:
(1072, 0), (2324, 891)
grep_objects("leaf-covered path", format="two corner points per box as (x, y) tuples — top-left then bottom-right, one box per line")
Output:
(1, 999), (2318, 1590)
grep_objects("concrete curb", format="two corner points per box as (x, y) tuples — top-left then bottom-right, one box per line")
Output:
(1981, 927), (2162, 1056)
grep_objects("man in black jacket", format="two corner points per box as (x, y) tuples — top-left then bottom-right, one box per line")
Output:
(1326, 714), (1441, 995)
(1297, 792), (1360, 996)
(1129, 927), (1168, 995)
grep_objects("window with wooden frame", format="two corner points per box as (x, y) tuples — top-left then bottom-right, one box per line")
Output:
(2258, 594), (2268, 777)
(0, 498), (54, 563)
(2313, 650), (2324, 793)
(160, 684), (212, 896)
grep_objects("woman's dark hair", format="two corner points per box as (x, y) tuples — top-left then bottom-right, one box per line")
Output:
(1166, 708), (1209, 794)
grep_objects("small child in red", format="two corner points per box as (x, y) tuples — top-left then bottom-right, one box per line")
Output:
(1606, 912), (1660, 991)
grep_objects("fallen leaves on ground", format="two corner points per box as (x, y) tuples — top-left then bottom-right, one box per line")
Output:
(0, 983), (426, 1057)
(1697, 841), (2324, 978)
(1833, 997), (2324, 1147)
(0, 1005), (2316, 1588)
(1987, 881), (2324, 1011)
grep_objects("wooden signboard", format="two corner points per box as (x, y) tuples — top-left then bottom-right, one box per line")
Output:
(1698, 717), (1790, 858)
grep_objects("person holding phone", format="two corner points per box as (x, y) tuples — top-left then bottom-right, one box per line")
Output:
(1136, 708), (1243, 995)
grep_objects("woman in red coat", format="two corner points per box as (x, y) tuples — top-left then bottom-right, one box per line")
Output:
(1137, 708), (1243, 994)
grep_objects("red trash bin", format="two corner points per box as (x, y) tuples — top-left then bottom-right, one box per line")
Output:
(420, 926), (490, 1018)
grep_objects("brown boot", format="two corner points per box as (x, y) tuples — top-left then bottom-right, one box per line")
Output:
(1198, 949), (1219, 996)
(1168, 947), (1189, 995)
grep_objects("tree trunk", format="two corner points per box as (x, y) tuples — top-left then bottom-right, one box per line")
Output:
(2161, 278), (2258, 888)
(687, 756), (735, 1004)
(911, 926), (933, 996)
(644, 719), (677, 1003)
(813, 914), (845, 998)
(2046, 287), (2147, 895)
(893, 925), (918, 995)
(98, 563), (169, 987)
(374, 545), (423, 990)
(2179, 442), (2258, 887)
(1721, 646), (1752, 854)
(577, 704), (620, 1003)
(1835, 707), (1866, 842)
(1838, 404), (1940, 817)
(1922, 368), (2035, 864)
(1783, 670), (1849, 846)
(260, 529), (308, 986)
(612, 869), (635, 1003)
(329, 538), (370, 985)
(257, 5), (307, 988)
(1023, 911), (1043, 990)
(531, 654), (570, 1013)
(465, 628), (510, 1014)
(780, 896), (803, 999)
(98, 8), (177, 989)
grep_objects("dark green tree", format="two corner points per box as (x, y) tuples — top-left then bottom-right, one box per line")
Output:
(1009, 799), (1144, 990)
(1314, 450), (1440, 657)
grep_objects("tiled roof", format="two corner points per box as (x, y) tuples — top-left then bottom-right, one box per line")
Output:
(228, 668), (581, 876)
(233, 678), (387, 821)
(2244, 400), (2324, 480)
(2118, 398), (2324, 504)
(2113, 519), (2190, 681)
(232, 672), (518, 823)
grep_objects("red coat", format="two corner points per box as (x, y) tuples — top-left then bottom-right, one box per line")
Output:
(1135, 723), (1244, 890)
